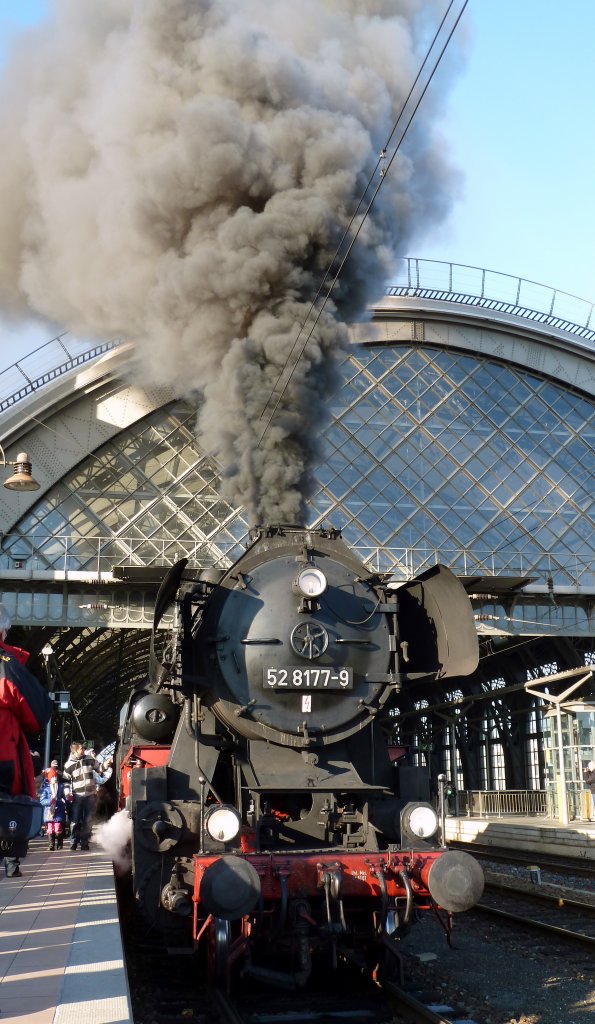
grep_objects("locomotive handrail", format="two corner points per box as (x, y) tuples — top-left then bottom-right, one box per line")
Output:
(387, 258), (595, 342)
(1, 530), (594, 589)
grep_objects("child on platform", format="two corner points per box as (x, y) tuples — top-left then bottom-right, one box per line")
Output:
(39, 761), (68, 850)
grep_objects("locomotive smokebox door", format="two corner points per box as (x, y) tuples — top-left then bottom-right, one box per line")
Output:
(200, 535), (394, 745)
(395, 565), (478, 680)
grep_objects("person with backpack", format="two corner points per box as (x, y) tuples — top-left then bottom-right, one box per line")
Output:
(0, 603), (51, 876)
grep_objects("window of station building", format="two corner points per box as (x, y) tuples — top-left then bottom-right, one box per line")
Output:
(454, 746), (464, 792)
(335, 352), (585, 561)
(526, 736), (543, 789)
(489, 748), (507, 793)
(479, 695), (507, 790)
(4, 401), (250, 573)
(438, 724), (464, 790)
(529, 662), (559, 682)
(526, 706), (545, 789)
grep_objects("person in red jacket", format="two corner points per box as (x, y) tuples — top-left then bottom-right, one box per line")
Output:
(0, 603), (52, 876)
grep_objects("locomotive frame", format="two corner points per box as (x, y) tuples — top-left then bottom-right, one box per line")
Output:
(117, 524), (484, 988)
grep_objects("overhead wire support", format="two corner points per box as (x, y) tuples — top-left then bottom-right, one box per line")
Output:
(256, 0), (469, 447)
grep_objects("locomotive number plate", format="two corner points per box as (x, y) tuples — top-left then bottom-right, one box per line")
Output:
(264, 667), (353, 690)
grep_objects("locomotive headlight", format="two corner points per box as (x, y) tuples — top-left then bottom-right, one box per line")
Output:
(205, 804), (242, 844)
(294, 566), (327, 598)
(402, 802), (439, 840)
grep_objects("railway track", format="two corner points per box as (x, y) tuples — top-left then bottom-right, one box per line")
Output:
(210, 966), (393, 1024)
(123, 913), (484, 1024)
(475, 879), (595, 947)
(212, 986), (390, 1023)
(448, 840), (595, 878)
(119, 873), (487, 1024)
(125, 927), (486, 1024)
(210, 973), (485, 1024)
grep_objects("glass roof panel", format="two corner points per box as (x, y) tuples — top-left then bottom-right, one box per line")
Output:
(3, 346), (594, 590)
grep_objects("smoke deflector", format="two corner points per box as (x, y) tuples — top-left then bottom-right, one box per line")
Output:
(395, 565), (478, 681)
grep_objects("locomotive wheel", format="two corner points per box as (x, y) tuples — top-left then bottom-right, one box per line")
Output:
(207, 916), (232, 987)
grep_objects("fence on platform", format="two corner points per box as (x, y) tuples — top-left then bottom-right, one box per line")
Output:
(458, 788), (551, 818)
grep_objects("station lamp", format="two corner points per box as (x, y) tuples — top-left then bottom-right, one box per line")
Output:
(56, 691), (71, 712)
(0, 445), (40, 491)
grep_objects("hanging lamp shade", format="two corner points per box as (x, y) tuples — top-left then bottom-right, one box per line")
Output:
(3, 452), (40, 491)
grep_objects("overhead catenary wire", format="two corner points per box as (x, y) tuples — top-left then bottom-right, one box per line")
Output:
(256, 0), (469, 447)
(257, 0), (461, 423)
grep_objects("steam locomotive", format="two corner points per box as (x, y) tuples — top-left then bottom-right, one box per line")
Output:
(117, 525), (484, 988)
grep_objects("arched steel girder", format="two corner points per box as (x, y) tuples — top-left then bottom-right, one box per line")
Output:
(14, 624), (152, 745)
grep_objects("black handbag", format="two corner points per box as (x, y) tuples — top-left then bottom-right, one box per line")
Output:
(0, 793), (43, 842)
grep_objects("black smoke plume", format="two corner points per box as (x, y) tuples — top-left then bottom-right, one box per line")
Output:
(0, 1), (461, 521)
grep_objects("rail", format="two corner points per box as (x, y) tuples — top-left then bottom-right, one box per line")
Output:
(388, 258), (595, 343)
(1, 532), (594, 587)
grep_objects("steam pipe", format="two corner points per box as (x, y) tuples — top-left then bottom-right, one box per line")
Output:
(396, 869), (413, 925)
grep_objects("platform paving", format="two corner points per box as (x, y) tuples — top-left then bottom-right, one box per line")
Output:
(446, 812), (595, 859)
(0, 837), (132, 1024)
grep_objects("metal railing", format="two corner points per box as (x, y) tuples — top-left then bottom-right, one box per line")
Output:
(356, 544), (595, 587)
(0, 332), (123, 416)
(551, 782), (592, 823)
(0, 532), (245, 575)
(459, 789), (551, 818)
(1, 262), (593, 424)
(457, 785), (594, 823)
(1, 532), (594, 587)
(387, 258), (595, 343)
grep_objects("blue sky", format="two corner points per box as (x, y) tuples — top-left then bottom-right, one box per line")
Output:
(0, 0), (47, 54)
(419, 1), (595, 302)
(0, 0), (594, 371)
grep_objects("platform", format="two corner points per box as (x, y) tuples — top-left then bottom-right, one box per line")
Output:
(446, 813), (595, 860)
(0, 837), (132, 1024)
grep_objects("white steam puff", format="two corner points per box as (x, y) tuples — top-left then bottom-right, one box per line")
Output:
(0, 0), (462, 521)
(94, 808), (133, 875)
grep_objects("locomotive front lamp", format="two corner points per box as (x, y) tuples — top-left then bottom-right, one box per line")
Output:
(402, 803), (439, 840)
(0, 446), (40, 491)
(205, 804), (242, 844)
(294, 565), (327, 598)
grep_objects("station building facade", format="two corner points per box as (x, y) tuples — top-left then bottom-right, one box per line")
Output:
(1, 260), (594, 805)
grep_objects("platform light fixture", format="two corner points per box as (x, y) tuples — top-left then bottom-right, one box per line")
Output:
(42, 643), (55, 767)
(56, 691), (70, 712)
(0, 444), (40, 491)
